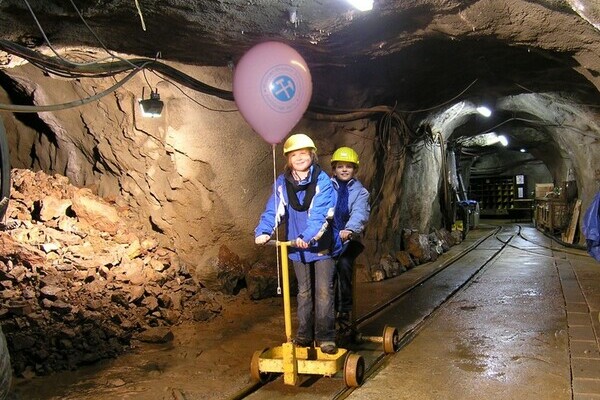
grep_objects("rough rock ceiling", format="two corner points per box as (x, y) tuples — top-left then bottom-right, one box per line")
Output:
(0, 0), (599, 148)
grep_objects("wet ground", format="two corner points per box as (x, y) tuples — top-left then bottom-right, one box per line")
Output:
(348, 223), (600, 400)
(10, 294), (284, 400)
(7, 223), (483, 400)
(9, 222), (600, 400)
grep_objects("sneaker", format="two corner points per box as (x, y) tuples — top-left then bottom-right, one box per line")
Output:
(320, 341), (338, 354)
(292, 337), (313, 347)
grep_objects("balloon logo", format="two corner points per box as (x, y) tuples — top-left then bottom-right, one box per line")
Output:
(233, 41), (312, 145)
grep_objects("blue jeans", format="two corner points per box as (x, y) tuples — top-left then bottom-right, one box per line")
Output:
(293, 258), (336, 343)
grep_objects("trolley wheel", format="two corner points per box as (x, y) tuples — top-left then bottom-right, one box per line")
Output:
(250, 348), (271, 383)
(343, 352), (365, 387)
(382, 325), (399, 354)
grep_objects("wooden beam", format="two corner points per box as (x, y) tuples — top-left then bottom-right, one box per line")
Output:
(563, 199), (582, 244)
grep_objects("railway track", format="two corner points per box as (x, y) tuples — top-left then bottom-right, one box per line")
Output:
(230, 224), (521, 400)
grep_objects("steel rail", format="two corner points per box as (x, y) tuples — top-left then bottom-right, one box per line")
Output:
(230, 225), (507, 400)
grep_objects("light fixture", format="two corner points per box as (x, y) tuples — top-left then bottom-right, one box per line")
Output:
(139, 88), (164, 118)
(458, 132), (508, 147)
(520, 148), (526, 153)
(289, 6), (299, 25)
(498, 134), (508, 146)
(476, 106), (492, 117)
(347, 0), (373, 11)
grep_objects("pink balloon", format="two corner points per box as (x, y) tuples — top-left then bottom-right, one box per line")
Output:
(233, 41), (313, 144)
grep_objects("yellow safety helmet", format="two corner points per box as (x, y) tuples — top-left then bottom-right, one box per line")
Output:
(283, 133), (317, 155)
(331, 146), (359, 167)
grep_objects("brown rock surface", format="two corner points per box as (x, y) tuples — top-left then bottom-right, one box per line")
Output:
(0, 169), (237, 377)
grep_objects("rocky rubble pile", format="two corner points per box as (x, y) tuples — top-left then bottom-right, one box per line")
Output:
(0, 169), (228, 377)
(368, 228), (462, 281)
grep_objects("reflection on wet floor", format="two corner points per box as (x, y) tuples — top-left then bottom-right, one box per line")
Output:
(348, 222), (599, 400)
(9, 222), (600, 400)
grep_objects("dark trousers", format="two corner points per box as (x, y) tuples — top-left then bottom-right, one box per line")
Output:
(293, 258), (336, 343)
(335, 241), (364, 315)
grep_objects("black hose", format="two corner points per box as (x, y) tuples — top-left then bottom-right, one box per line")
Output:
(538, 228), (587, 251)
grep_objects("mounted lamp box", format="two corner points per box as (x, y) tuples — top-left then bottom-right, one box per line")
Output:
(535, 183), (554, 199)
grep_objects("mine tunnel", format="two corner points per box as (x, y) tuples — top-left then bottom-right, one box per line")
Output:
(0, 1), (599, 399)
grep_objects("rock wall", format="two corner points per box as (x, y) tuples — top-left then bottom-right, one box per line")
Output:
(1, 63), (286, 267)
(1, 169), (229, 376)
(1, 61), (442, 278)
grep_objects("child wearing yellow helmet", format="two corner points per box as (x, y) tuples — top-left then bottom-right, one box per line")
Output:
(330, 146), (370, 333)
(255, 133), (339, 354)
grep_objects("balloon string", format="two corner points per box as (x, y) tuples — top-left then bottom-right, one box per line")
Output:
(272, 143), (282, 295)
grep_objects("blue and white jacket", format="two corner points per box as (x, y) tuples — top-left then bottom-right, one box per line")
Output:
(255, 164), (337, 263)
(583, 191), (600, 262)
(331, 177), (370, 257)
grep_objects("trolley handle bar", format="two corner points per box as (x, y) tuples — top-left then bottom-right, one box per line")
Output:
(264, 239), (317, 248)
(265, 239), (297, 248)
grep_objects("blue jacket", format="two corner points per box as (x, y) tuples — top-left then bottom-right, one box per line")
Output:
(583, 191), (600, 262)
(331, 177), (370, 257)
(255, 164), (336, 262)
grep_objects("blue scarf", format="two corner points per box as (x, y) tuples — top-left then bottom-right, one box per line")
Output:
(334, 179), (350, 230)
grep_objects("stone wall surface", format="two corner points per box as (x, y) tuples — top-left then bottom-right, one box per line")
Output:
(1, 57), (448, 266)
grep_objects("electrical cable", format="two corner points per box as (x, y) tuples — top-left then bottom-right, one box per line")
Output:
(15, 0), (237, 112)
(395, 79), (479, 114)
(0, 68), (139, 112)
(0, 38), (420, 142)
(134, 0), (147, 31)
(152, 74), (238, 113)
(17, 0), (578, 126)
(18, 0), (398, 121)
(0, 39), (136, 77)
(9, 3), (594, 134)
(479, 116), (551, 135)
(67, 0), (142, 71)
(0, 39), (234, 99)
(518, 227), (587, 253)
(1, 38), (486, 121)
(0, 40), (237, 112)
(0, 38), (490, 160)
(22, 0), (117, 67)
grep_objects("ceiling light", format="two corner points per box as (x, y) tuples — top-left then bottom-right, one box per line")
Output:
(347, 0), (373, 11)
(476, 106), (492, 117)
(458, 132), (509, 147)
(289, 6), (299, 25)
(520, 148), (526, 153)
(139, 89), (164, 118)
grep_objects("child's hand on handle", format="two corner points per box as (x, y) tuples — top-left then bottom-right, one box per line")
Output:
(294, 237), (310, 249)
(255, 234), (271, 245)
(339, 229), (354, 242)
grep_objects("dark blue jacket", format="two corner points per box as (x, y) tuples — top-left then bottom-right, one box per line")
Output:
(331, 177), (370, 257)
